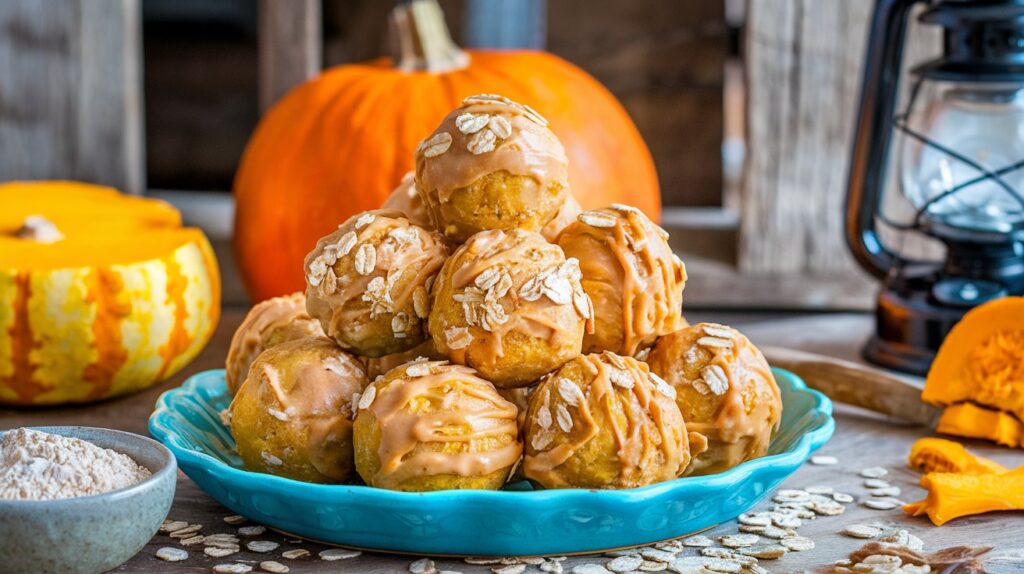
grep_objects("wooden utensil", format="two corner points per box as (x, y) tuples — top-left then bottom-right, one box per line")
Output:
(762, 346), (941, 428)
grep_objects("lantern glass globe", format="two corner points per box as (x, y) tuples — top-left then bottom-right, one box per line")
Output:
(899, 83), (1024, 235)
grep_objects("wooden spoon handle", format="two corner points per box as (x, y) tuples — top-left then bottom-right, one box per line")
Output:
(762, 345), (941, 428)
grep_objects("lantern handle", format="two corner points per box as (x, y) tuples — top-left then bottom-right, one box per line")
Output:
(846, 0), (925, 279)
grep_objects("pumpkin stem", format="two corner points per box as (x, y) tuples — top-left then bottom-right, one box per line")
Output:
(14, 215), (63, 244)
(390, 0), (469, 73)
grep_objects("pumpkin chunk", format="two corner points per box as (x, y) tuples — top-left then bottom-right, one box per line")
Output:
(936, 402), (1024, 448)
(904, 468), (1024, 525)
(908, 437), (1008, 475)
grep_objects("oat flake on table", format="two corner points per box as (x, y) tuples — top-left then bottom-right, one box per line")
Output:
(0, 428), (150, 500)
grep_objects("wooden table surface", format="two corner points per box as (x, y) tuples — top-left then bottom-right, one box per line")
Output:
(4, 309), (1024, 574)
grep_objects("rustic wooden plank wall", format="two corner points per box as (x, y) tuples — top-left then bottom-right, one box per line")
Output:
(0, 0), (144, 194)
(739, 0), (941, 273)
(259, 0), (322, 113)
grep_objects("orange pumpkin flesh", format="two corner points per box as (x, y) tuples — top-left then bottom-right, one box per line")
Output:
(908, 437), (1008, 475)
(0, 181), (220, 405)
(233, 1), (658, 302)
(903, 467), (1024, 526)
(923, 297), (1024, 447)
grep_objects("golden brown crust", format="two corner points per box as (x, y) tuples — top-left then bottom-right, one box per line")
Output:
(225, 292), (323, 395)
(414, 94), (569, 243)
(558, 205), (686, 357)
(304, 209), (449, 357)
(428, 229), (591, 388)
(230, 337), (368, 483)
(353, 360), (522, 491)
(646, 323), (782, 476)
(522, 352), (689, 489)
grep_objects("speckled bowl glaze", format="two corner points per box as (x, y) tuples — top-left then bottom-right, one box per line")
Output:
(150, 368), (833, 556)
(0, 426), (177, 574)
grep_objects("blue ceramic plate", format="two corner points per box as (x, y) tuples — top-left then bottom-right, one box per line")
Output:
(149, 368), (833, 556)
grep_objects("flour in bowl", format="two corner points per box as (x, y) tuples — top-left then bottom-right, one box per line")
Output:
(0, 428), (151, 500)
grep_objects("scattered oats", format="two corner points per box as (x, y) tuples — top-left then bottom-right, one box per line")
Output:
(537, 404), (553, 430)
(700, 365), (729, 395)
(319, 549), (361, 561)
(810, 455), (838, 465)
(810, 499), (847, 516)
(281, 549), (310, 560)
(738, 512), (772, 527)
(703, 558), (743, 573)
(359, 386), (377, 410)
(355, 213), (375, 229)
(721, 534), (760, 548)
(468, 128), (498, 154)
(700, 548), (735, 560)
(161, 520), (190, 533)
(170, 524), (202, 538)
(211, 564), (251, 572)
(805, 485), (834, 495)
(758, 526), (798, 539)
(531, 430), (554, 451)
(879, 529), (923, 551)
(521, 557), (545, 565)
(738, 545), (788, 560)
(466, 558), (504, 565)
(205, 534), (241, 546)
(772, 514), (802, 529)
(556, 404), (574, 433)
(206, 546), (239, 558)
(213, 565), (252, 574)
(781, 537), (814, 552)
(833, 492), (855, 503)
(572, 565), (612, 574)
(260, 452), (283, 467)
(667, 556), (710, 574)
(540, 562), (564, 573)
(641, 549), (677, 563)
(445, 327), (473, 350)
(604, 549), (639, 558)
(746, 565), (769, 574)
(701, 324), (734, 339)
(656, 541), (684, 553)
(247, 541), (279, 553)
(842, 524), (882, 539)
(260, 561), (289, 574)
(409, 558), (436, 574)
(863, 499), (900, 510)
(354, 244), (376, 275)
(223, 515), (246, 525)
(156, 547), (188, 562)
(870, 486), (901, 497)
(579, 210), (618, 228)
(607, 556), (644, 572)
(499, 558), (521, 565)
(639, 560), (668, 572)
(456, 112), (490, 134)
(650, 372), (676, 399)
(682, 535), (715, 547)
(697, 336), (734, 350)
(238, 525), (266, 537)
(492, 565), (526, 574)
(180, 535), (206, 546)
(774, 489), (810, 502)
(860, 467), (888, 478)
(738, 525), (765, 534)
(558, 378), (585, 407)
(488, 115), (513, 139)
(422, 132), (453, 157)
(864, 478), (890, 489)
(900, 566), (930, 574)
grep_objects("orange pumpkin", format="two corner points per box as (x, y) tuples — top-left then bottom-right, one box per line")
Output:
(233, 0), (659, 301)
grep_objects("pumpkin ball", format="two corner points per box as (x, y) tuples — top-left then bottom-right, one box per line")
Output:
(541, 192), (581, 243)
(362, 338), (445, 380)
(415, 93), (570, 244)
(381, 171), (432, 229)
(225, 292), (324, 395)
(352, 360), (522, 491)
(428, 229), (592, 388)
(646, 323), (783, 476)
(230, 337), (368, 483)
(304, 209), (449, 357)
(522, 352), (691, 489)
(558, 204), (687, 357)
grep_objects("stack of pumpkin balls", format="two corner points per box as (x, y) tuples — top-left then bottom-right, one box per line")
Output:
(224, 94), (783, 492)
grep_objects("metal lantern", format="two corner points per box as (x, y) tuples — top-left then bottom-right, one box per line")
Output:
(847, 0), (1024, 374)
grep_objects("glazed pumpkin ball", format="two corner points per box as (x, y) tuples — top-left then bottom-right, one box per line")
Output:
(352, 360), (522, 491)
(415, 93), (570, 244)
(558, 204), (686, 357)
(362, 338), (445, 380)
(428, 228), (592, 388)
(523, 352), (691, 489)
(646, 323), (783, 476)
(225, 292), (324, 395)
(304, 209), (449, 357)
(381, 171), (432, 229)
(541, 192), (581, 243)
(230, 337), (368, 483)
